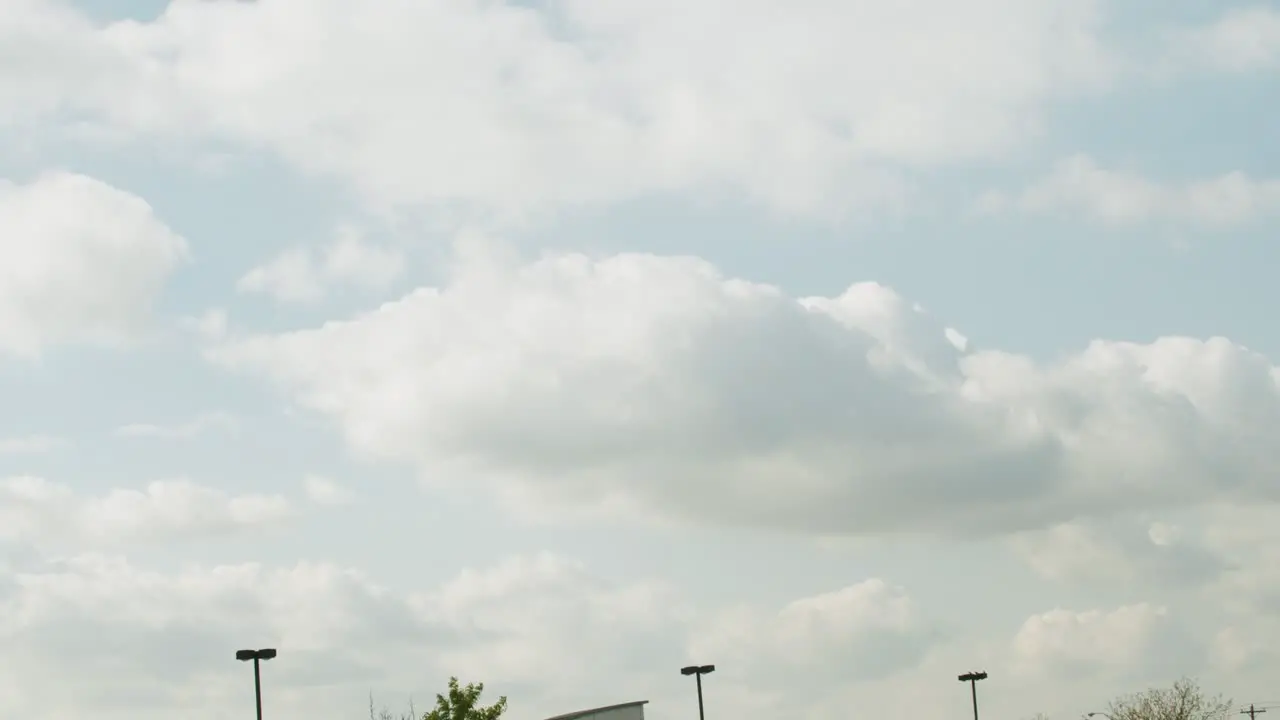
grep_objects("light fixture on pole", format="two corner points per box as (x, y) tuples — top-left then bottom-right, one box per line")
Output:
(236, 648), (278, 720)
(958, 671), (988, 720)
(680, 664), (716, 720)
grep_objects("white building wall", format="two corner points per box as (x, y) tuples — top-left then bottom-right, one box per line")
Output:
(542, 700), (648, 720)
(579, 706), (645, 720)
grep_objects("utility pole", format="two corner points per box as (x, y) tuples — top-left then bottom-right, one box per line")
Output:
(1242, 705), (1267, 720)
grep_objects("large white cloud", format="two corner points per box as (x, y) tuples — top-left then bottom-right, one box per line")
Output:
(0, 553), (450, 720)
(212, 251), (1280, 537)
(977, 155), (1280, 228)
(4, 4), (1278, 718)
(1170, 5), (1280, 73)
(1201, 505), (1280, 617)
(1012, 604), (1199, 680)
(0, 171), (187, 358)
(426, 553), (690, 712)
(0, 435), (65, 454)
(0, 476), (293, 550)
(238, 226), (406, 304)
(0, 492), (1260, 720)
(0, 550), (774, 720)
(1, 0), (1120, 218)
(689, 578), (935, 688)
(1009, 517), (1226, 587)
(114, 412), (238, 440)
(0, 0), (129, 128)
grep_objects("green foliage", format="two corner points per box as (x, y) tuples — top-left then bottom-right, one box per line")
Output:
(423, 677), (509, 720)
(1106, 678), (1232, 720)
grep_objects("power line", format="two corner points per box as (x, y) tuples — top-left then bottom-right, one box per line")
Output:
(1242, 704), (1268, 720)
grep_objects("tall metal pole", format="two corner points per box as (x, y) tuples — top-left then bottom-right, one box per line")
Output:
(254, 656), (263, 720)
(681, 663), (715, 720)
(237, 647), (276, 720)
(958, 671), (986, 720)
(695, 671), (705, 720)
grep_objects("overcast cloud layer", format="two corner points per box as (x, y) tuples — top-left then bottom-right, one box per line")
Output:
(2, 1), (1279, 719)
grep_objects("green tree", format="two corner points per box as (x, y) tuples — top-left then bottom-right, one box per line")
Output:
(1106, 678), (1232, 720)
(423, 677), (508, 720)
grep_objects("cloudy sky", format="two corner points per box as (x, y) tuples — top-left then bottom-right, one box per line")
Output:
(2, 0), (1280, 718)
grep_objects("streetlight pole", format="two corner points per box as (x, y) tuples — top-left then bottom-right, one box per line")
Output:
(680, 664), (716, 720)
(958, 671), (988, 720)
(236, 648), (278, 720)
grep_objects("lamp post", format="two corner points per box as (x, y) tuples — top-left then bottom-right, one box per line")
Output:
(236, 648), (278, 720)
(958, 671), (988, 720)
(680, 664), (716, 720)
(1087, 713), (1115, 720)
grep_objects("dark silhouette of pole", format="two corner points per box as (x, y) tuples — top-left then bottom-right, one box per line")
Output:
(236, 648), (278, 720)
(958, 671), (988, 720)
(695, 672), (704, 720)
(1243, 705), (1268, 720)
(681, 664), (716, 720)
(970, 678), (978, 720)
(254, 656), (263, 720)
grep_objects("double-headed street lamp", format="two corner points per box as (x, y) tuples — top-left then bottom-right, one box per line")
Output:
(680, 664), (716, 720)
(958, 671), (988, 720)
(236, 648), (278, 720)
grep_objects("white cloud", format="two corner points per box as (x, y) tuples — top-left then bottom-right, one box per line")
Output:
(3, 4), (1278, 718)
(1201, 505), (1280, 617)
(1012, 604), (1196, 678)
(427, 553), (688, 710)
(212, 251), (1280, 537)
(1174, 6), (1280, 73)
(977, 155), (1280, 228)
(114, 412), (237, 439)
(1010, 517), (1226, 587)
(303, 475), (352, 507)
(1211, 625), (1269, 672)
(0, 476), (294, 549)
(0, 0), (134, 128)
(1, 550), (1057, 720)
(0, 435), (66, 454)
(0, 517), (1248, 720)
(1, 0), (1116, 218)
(179, 308), (229, 342)
(0, 171), (187, 358)
(0, 554), (448, 720)
(237, 248), (318, 303)
(0, 551), (689, 720)
(238, 229), (405, 304)
(690, 579), (935, 686)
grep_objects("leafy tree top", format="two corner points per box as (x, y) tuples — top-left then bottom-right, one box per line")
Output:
(423, 677), (509, 720)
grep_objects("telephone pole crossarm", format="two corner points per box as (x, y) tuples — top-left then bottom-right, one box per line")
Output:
(1242, 705), (1268, 720)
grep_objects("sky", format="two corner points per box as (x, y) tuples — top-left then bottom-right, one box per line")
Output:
(1, 0), (1279, 718)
